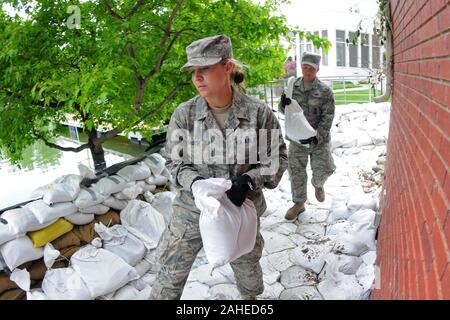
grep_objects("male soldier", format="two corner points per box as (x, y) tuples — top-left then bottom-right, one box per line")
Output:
(279, 52), (336, 221)
(150, 35), (288, 300)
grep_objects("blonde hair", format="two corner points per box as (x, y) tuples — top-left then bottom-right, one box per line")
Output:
(223, 58), (247, 92)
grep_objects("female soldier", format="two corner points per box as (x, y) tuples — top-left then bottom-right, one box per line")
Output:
(150, 35), (288, 300)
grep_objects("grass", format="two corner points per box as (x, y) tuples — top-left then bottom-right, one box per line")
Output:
(331, 81), (363, 90)
(334, 89), (380, 105)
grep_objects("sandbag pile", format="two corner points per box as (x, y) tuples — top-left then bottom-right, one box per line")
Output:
(330, 102), (390, 170)
(316, 196), (378, 299)
(0, 152), (176, 300)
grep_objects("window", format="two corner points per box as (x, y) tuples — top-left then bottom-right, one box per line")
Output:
(299, 38), (305, 58)
(321, 30), (329, 66)
(336, 30), (346, 67)
(361, 33), (369, 68)
(349, 31), (358, 67)
(372, 35), (382, 69)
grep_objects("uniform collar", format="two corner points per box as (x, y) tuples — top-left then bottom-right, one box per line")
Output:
(194, 88), (250, 121)
(294, 77), (320, 91)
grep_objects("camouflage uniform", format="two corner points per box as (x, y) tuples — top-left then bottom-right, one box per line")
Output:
(280, 76), (336, 204)
(150, 88), (288, 299)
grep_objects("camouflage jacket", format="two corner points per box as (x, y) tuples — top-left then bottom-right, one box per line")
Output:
(163, 89), (288, 216)
(279, 77), (335, 144)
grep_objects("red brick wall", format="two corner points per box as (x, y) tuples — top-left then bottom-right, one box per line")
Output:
(371, 0), (449, 300)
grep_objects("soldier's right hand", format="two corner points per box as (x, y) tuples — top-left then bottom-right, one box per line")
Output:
(280, 93), (291, 107)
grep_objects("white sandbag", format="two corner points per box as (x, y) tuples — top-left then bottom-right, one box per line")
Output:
(356, 133), (374, 147)
(285, 100), (317, 141)
(144, 191), (176, 225)
(0, 224), (18, 246)
(0, 254), (6, 271)
(111, 284), (152, 300)
(347, 196), (377, 213)
(65, 212), (95, 225)
(331, 133), (358, 150)
(95, 175), (127, 196)
(191, 178), (257, 268)
(348, 209), (377, 229)
(42, 175), (82, 205)
(71, 245), (138, 298)
(136, 180), (157, 193)
(74, 185), (106, 209)
(283, 76), (317, 142)
(353, 222), (377, 251)
(142, 153), (166, 176)
(333, 233), (369, 256)
(10, 268), (31, 292)
(114, 183), (143, 200)
(44, 243), (60, 269)
(289, 238), (333, 274)
(133, 258), (152, 277)
(0, 236), (44, 270)
(343, 147), (362, 156)
(79, 204), (110, 215)
(120, 200), (166, 249)
(355, 263), (376, 295)
(317, 275), (365, 300)
(94, 223), (146, 267)
(116, 163), (151, 182)
(24, 200), (77, 224)
(1, 215), (23, 246)
(324, 253), (363, 275)
(367, 131), (385, 145)
(145, 174), (169, 186)
(78, 163), (96, 179)
(42, 267), (93, 300)
(103, 196), (128, 211)
(27, 289), (48, 300)
(327, 205), (352, 223)
(326, 220), (355, 236)
(1, 207), (56, 234)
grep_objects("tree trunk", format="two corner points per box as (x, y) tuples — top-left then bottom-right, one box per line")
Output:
(88, 129), (107, 172)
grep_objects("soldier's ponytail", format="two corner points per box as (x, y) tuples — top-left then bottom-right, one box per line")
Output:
(226, 59), (246, 92)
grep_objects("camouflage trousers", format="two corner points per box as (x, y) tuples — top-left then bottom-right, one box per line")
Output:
(149, 204), (265, 300)
(288, 142), (336, 204)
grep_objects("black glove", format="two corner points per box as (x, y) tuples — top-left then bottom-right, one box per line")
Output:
(226, 174), (254, 207)
(190, 176), (205, 191)
(279, 93), (291, 115)
(280, 93), (291, 107)
(299, 136), (318, 145)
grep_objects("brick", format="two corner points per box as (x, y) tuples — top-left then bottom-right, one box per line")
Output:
(442, 265), (450, 299)
(431, 224), (450, 278)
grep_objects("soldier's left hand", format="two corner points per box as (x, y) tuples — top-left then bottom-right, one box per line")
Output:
(226, 174), (254, 207)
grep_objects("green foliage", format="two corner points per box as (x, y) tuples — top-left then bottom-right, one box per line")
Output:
(0, 0), (328, 165)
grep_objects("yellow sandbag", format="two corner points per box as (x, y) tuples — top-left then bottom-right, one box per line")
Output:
(27, 218), (74, 248)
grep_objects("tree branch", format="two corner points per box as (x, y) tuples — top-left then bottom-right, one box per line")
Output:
(36, 133), (90, 153)
(103, 0), (124, 20)
(94, 128), (121, 146)
(144, 0), (185, 82)
(103, 0), (146, 21)
(95, 82), (189, 146)
(126, 0), (146, 18)
(131, 82), (190, 127)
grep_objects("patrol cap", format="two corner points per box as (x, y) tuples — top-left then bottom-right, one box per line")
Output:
(180, 35), (233, 72)
(301, 52), (321, 70)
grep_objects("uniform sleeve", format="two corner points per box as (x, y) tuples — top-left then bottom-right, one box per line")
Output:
(316, 89), (335, 144)
(163, 107), (200, 192)
(244, 106), (288, 190)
